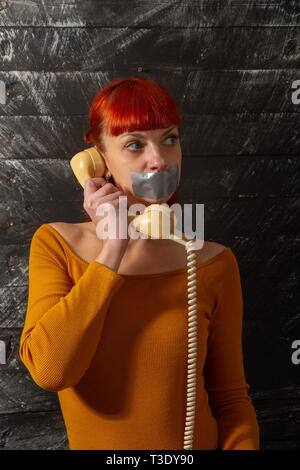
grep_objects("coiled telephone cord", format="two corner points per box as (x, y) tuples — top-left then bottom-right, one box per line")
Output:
(183, 239), (198, 450)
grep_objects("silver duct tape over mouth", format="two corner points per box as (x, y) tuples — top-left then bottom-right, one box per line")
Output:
(130, 164), (180, 199)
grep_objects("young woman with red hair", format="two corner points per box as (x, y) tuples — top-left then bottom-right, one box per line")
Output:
(19, 75), (260, 451)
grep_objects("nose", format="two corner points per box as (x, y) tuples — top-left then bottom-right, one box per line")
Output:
(147, 151), (168, 172)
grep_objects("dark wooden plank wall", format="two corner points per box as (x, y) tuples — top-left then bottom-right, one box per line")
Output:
(0, 0), (299, 450)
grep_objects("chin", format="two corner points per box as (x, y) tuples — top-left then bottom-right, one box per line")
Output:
(140, 198), (173, 209)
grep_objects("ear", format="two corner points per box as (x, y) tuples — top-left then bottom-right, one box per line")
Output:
(104, 171), (112, 182)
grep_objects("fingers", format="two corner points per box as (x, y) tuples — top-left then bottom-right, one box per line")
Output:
(99, 191), (123, 204)
(84, 177), (119, 199)
(84, 177), (106, 198)
(83, 177), (125, 213)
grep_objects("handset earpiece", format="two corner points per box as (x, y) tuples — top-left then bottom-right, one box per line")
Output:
(70, 147), (106, 188)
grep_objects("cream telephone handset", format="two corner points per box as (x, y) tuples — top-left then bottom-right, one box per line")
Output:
(70, 146), (206, 450)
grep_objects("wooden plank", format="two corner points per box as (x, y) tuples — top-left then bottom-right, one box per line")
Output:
(0, 196), (299, 244)
(0, 0), (299, 27)
(0, 410), (68, 449)
(0, 114), (300, 159)
(0, 70), (299, 116)
(1, 156), (299, 203)
(0, 27), (299, 72)
(253, 384), (300, 450)
(0, 287), (29, 328)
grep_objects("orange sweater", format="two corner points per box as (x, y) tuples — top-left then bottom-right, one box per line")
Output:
(19, 224), (260, 450)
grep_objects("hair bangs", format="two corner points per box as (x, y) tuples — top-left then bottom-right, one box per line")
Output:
(103, 80), (181, 137)
(84, 75), (182, 146)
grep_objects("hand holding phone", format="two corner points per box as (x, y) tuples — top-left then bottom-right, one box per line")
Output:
(83, 177), (130, 254)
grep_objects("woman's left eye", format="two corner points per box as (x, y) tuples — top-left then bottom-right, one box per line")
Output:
(125, 134), (179, 151)
(166, 134), (179, 144)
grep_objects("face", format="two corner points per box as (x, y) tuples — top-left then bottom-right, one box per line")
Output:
(98, 126), (182, 208)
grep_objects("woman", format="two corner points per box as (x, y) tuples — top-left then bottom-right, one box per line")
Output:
(19, 75), (260, 450)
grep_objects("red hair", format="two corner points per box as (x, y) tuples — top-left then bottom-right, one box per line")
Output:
(83, 74), (182, 221)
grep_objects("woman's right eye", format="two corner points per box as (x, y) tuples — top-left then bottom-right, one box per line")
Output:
(125, 141), (141, 151)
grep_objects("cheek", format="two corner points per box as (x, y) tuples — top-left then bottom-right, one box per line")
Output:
(112, 172), (134, 194)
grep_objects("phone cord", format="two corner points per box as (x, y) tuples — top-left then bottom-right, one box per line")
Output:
(183, 239), (198, 450)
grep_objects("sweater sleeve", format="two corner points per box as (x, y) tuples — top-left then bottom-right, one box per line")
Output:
(19, 225), (125, 392)
(202, 250), (260, 450)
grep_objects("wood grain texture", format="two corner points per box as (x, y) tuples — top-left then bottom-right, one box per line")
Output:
(0, 70), (299, 115)
(0, 0), (299, 450)
(0, 114), (300, 158)
(0, 0), (299, 27)
(0, 411), (68, 450)
(0, 26), (299, 71)
(1, 156), (300, 201)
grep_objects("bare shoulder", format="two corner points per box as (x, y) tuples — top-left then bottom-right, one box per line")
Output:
(47, 222), (83, 244)
(196, 240), (227, 263)
(46, 222), (101, 263)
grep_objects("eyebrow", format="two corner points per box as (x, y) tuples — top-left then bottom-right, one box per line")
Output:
(119, 126), (176, 139)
